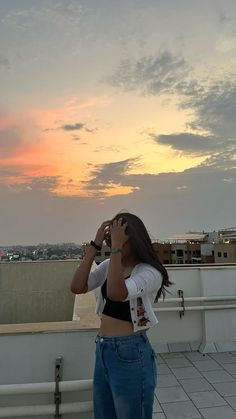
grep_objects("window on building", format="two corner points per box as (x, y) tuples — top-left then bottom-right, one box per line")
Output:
(223, 252), (227, 258)
(218, 252), (221, 257)
(96, 251), (101, 256)
(176, 249), (183, 257)
(171, 250), (175, 254)
(212, 250), (214, 256)
(105, 251), (111, 256)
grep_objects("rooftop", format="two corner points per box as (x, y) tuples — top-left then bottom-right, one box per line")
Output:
(153, 350), (236, 419)
(0, 261), (236, 418)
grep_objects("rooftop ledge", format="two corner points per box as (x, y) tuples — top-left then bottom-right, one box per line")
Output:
(0, 321), (98, 336)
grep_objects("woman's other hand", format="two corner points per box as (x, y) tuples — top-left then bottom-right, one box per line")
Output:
(94, 220), (111, 247)
(110, 218), (129, 248)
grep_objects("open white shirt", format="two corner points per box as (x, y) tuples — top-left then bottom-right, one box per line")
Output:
(87, 258), (163, 332)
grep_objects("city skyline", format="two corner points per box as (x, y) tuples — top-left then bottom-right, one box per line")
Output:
(0, 0), (236, 245)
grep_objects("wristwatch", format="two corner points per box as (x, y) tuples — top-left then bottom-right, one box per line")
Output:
(110, 247), (122, 254)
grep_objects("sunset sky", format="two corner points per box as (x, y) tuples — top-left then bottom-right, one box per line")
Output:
(1, 0), (236, 245)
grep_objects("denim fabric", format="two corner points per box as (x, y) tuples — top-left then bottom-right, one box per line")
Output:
(93, 332), (157, 419)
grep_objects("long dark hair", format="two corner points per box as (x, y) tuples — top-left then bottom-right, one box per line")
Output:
(111, 212), (173, 302)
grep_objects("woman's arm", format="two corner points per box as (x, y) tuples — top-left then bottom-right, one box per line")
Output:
(70, 245), (97, 294)
(107, 251), (128, 300)
(70, 220), (110, 294)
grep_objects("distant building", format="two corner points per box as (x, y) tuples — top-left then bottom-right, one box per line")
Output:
(152, 242), (171, 264)
(200, 243), (214, 263)
(81, 227), (236, 265)
(214, 243), (236, 263)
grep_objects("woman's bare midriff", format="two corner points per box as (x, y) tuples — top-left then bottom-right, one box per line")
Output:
(99, 314), (147, 336)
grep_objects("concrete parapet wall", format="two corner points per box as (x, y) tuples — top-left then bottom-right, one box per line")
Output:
(151, 264), (236, 352)
(0, 261), (236, 351)
(0, 260), (78, 324)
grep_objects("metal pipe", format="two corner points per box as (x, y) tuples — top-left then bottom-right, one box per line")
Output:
(0, 402), (93, 418)
(154, 304), (236, 312)
(0, 379), (93, 395)
(0, 404), (54, 418)
(157, 296), (236, 303)
(61, 401), (93, 414)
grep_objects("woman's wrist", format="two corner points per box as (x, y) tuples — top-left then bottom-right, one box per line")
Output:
(90, 240), (102, 250)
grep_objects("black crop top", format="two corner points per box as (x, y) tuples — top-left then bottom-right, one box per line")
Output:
(101, 276), (132, 322)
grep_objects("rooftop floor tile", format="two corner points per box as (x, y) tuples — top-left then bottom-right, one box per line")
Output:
(151, 350), (236, 419)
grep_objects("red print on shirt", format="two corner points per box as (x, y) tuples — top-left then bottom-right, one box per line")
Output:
(137, 297), (150, 327)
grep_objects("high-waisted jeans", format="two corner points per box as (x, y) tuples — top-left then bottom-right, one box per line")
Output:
(93, 331), (157, 419)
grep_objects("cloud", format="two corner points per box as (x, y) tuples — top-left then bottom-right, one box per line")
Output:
(108, 50), (189, 95)
(0, 55), (10, 71)
(79, 145), (236, 200)
(108, 49), (236, 138)
(0, 128), (23, 157)
(218, 9), (236, 24)
(93, 145), (121, 153)
(216, 35), (236, 53)
(1, 158), (236, 244)
(82, 157), (141, 198)
(62, 122), (85, 131)
(6, 176), (61, 194)
(109, 49), (236, 167)
(44, 122), (96, 133)
(150, 132), (221, 155)
(183, 78), (236, 139)
(0, 167), (22, 179)
(2, 1), (83, 31)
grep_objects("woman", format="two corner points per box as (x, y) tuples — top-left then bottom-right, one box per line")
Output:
(70, 212), (172, 419)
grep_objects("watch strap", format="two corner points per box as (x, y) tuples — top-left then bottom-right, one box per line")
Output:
(90, 240), (102, 251)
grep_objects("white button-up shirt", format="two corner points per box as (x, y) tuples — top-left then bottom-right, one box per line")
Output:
(87, 258), (163, 332)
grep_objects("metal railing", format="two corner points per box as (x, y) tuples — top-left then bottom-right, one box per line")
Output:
(0, 379), (93, 418)
(154, 292), (236, 317)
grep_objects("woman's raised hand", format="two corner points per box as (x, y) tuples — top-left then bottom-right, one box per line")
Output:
(110, 218), (129, 248)
(94, 220), (111, 247)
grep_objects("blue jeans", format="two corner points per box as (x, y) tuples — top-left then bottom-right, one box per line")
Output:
(93, 331), (157, 419)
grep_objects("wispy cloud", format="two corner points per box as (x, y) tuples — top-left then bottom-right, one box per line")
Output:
(183, 78), (236, 139)
(0, 55), (10, 71)
(2, 1), (83, 32)
(44, 121), (96, 133)
(108, 50), (189, 95)
(0, 128), (23, 157)
(4, 175), (61, 194)
(62, 122), (85, 131)
(109, 49), (236, 169)
(218, 9), (236, 23)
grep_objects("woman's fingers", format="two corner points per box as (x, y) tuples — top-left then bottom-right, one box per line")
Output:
(102, 220), (111, 226)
